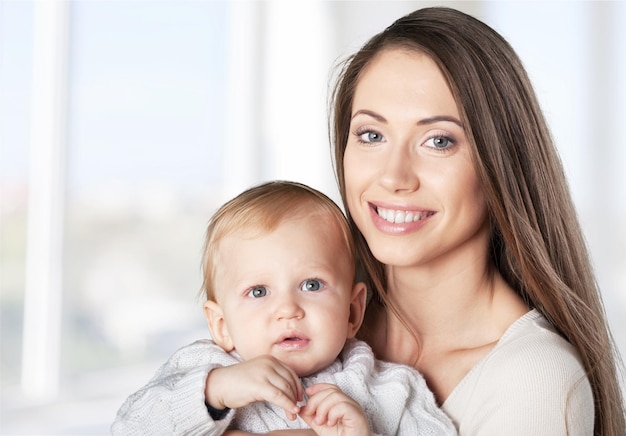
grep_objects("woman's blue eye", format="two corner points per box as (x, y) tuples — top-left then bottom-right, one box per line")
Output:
(301, 279), (323, 292)
(248, 286), (268, 298)
(359, 130), (384, 143)
(426, 136), (452, 149)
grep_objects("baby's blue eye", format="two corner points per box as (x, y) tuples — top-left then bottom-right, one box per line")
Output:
(301, 279), (323, 292)
(248, 286), (268, 298)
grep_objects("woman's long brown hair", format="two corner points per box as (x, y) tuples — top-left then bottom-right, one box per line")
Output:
(329, 7), (625, 435)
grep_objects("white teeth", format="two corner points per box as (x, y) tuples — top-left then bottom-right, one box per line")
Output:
(377, 207), (432, 224)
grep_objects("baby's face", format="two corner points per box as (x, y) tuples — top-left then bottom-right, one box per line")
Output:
(210, 213), (360, 377)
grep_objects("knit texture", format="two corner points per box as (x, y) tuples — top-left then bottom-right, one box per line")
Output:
(442, 309), (594, 435)
(112, 339), (456, 435)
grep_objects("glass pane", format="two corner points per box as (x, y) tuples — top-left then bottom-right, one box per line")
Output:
(63, 1), (228, 373)
(0, 0), (33, 391)
(1, 1), (230, 433)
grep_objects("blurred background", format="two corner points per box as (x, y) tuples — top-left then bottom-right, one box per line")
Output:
(1, 0), (624, 434)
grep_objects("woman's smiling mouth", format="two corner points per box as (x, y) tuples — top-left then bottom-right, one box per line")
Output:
(375, 206), (435, 224)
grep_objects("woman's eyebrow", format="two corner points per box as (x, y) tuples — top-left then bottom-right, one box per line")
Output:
(351, 110), (463, 128)
(351, 109), (386, 122)
(416, 115), (464, 128)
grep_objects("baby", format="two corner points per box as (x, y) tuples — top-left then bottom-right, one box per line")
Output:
(112, 181), (456, 435)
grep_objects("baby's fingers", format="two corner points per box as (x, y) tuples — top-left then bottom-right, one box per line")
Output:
(224, 356), (303, 418)
(302, 383), (370, 435)
(272, 360), (304, 403)
(261, 361), (304, 419)
(302, 384), (343, 425)
(265, 382), (301, 420)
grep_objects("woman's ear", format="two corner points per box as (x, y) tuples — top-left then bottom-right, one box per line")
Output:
(347, 282), (367, 338)
(203, 300), (234, 351)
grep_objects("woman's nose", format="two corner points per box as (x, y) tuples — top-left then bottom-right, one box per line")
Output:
(378, 141), (420, 193)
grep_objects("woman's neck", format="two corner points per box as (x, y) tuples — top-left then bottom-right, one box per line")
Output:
(368, 262), (528, 403)
(374, 257), (528, 362)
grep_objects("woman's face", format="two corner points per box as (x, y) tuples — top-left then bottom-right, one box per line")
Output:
(344, 48), (488, 269)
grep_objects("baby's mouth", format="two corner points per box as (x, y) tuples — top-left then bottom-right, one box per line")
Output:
(276, 333), (310, 349)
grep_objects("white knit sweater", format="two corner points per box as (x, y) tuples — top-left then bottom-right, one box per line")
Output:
(112, 338), (456, 435)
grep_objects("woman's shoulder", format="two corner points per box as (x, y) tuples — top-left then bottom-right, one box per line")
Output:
(443, 309), (594, 433)
(489, 309), (585, 373)
(463, 309), (588, 387)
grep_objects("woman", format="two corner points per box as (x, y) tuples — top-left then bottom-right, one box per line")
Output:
(331, 6), (624, 435)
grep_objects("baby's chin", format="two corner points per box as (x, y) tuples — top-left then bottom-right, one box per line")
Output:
(277, 355), (335, 378)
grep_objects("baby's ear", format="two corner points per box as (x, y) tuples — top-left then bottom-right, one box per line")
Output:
(347, 282), (367, 338)
(203, 300), (234, 351)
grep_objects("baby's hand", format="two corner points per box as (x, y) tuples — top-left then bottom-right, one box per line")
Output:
(205, 355), (303, 420)
(299, 383), (372, 436)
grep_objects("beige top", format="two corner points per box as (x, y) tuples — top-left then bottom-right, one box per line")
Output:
(442, 309), (594, 435)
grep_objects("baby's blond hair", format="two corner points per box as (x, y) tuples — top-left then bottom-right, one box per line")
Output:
(200, 181), (355, 302)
